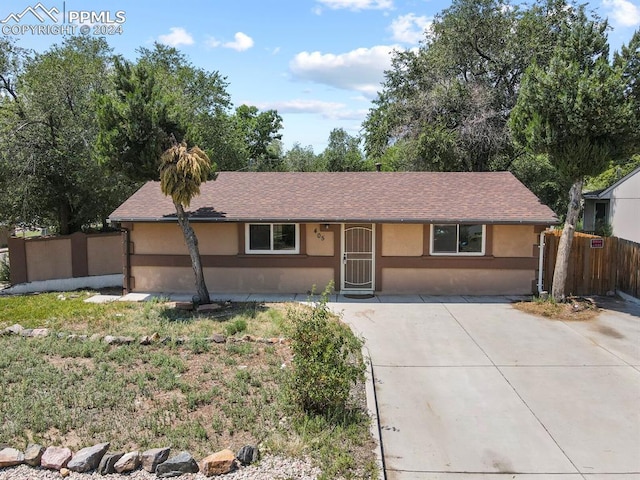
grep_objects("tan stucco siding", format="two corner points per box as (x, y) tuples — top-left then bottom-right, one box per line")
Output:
(131, 266), (334, 294)
(25, 238), (72, 281)
(381, 224), (423, 256)
(381, 268), (535, 295)
(131, 223), (238, 255)
(87, 235), (122, 276)
(492, 225), (536, 257)
(306, 224), (334, 256)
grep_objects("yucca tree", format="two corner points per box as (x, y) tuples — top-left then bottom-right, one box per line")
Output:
(160, 139), (213, 304)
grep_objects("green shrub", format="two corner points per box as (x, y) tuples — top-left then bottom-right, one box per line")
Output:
(223, 318), (247, 336)
(286, 289), (365, 414)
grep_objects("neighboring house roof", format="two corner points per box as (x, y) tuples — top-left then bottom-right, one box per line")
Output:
(109, 171), (558, 224)
(583, 166), (640, 200)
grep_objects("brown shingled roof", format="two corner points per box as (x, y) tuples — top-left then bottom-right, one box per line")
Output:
(109, 172), (558, 224)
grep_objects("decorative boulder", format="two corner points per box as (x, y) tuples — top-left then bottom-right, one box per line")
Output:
(41, 446), (72, 470)
(141, 447), (170, 473)
(237, 445), (260, 466)
(113, 451), (140, 473)
(0, 447), (24, 468)
(67, 442), (110, 472)
(24, 444), (45, 467)
(200, 449), (237, 476)
(97, 452), (124, 475)
(156, 451), (199, 478)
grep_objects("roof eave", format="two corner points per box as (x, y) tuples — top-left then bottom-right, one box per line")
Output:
(109, 216), (559, 225)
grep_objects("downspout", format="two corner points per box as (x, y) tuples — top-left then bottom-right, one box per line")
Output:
(537, 229), (545, 295)
(121, 227), (131, 294)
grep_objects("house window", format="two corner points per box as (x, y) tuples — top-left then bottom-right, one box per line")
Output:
(246, 224), (299, 254)
(431, 224), (485, 255)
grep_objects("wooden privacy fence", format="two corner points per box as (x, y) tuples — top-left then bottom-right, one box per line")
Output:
(543, 230), (640, 298)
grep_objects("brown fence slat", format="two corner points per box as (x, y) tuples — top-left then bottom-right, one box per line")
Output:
(616, 237), (640, 298)
(544, 230), (639, 298)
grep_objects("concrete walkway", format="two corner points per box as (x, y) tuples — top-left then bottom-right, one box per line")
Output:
(335, 298), (640, 480)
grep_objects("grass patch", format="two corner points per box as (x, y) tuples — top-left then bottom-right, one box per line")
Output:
(0, 292), (285, 339)
(0, 292), (377, 478)
(513, 296), (600, 321)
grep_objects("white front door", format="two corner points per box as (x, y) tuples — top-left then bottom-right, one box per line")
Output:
(341, 224), (375, 292)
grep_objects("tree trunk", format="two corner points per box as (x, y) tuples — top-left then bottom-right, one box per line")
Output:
(173, 201), (210, 304)
(551, 177), (584, 301)
(59, 202), (70, 236)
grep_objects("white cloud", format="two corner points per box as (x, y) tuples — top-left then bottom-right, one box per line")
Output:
(206, 32), (255, 51)
(290, 45), (397, 98)
(316, 0), (393, 11)
(224, 32), (254, 51)
(205, 36), (221, 48)
(158, 27), (194, 47)
(602, 0), (640, 26)
(253, 99), (368, 121)
(390, 13), (432, 44)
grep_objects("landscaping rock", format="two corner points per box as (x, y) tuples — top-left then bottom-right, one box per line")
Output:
(5, 323), (24, 335)
(197, 303), (222, 312)
(141, 447), (170, 473)
(0, 447), (24, 468)
(41, 446), (72, 470)
(156, 451), (199, 478)
(207, 333), (227, 344)
(24, 444), (45, 466)
(104, 335), (134, 345)
(166, 301), (193, 311)
(29, 327), (49, 338)
(90, 333), (102, 341)
(19, 328), (33, 337)
(60, 467), (70, 477)
(114, 451), (140, 473)
(67, 442), (109, 472)
(97, 452), (123, 475)
(200, 449), (236, 476)
(236, 445), (260, 466)
(139, 335), (152, 345)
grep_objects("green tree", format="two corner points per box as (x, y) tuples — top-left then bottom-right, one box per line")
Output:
(160, 140), (213, 304)
(135, 44), (239, 172)
(96, 58), (215, 303)
(96, 58), (181, 182)
(362, 0), (579, 211)
(284, 143), (324, 171)
(509, 9), (637, 300)
(0, 36), (136, 234)
(232, 104), (284, 171)
(321, 128), (365, 172)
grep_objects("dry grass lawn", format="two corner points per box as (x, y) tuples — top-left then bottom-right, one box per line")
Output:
(513, 296), (600, 321)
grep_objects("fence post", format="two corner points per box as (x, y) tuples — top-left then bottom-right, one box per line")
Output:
(7, 236), (28, 284)
(70, 232), (89, 278)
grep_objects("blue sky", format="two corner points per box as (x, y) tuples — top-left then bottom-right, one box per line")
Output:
(2, 0), (639, 153)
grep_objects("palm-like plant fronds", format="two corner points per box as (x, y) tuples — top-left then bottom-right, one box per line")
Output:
(159, 141), (211, 207)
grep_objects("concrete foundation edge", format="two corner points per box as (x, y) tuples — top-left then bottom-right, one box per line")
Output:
(616, 289), (640, 306)
(0, 274), (122, 295)
(361, 345), (386, 480)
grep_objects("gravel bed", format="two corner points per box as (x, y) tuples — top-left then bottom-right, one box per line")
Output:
(0, 455), (321, 480)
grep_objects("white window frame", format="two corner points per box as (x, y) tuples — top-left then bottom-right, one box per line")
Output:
(245, 223), (300, 254)
(430, 224), (486, 256)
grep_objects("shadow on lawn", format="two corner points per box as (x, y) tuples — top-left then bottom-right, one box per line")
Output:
(157, 301), (269, 323)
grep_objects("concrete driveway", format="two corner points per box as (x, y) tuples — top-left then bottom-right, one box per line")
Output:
(335, 296), (640, 480)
